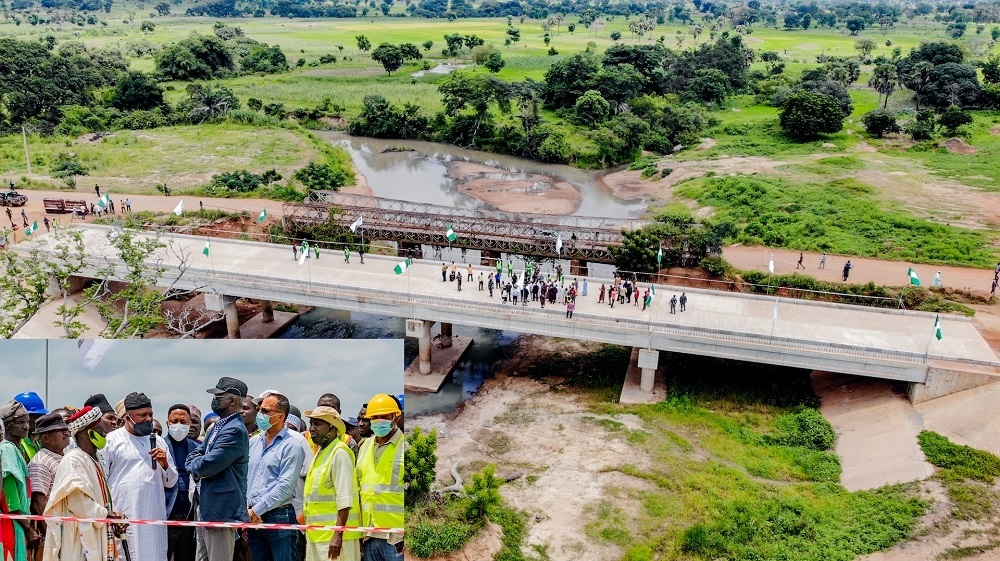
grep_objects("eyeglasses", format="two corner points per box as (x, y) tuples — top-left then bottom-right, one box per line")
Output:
(258, 407), (278, 415)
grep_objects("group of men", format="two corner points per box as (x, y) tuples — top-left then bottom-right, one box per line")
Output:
(0, 379), (404, 561)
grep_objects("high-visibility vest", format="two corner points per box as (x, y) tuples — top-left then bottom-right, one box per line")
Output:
(20, 438), (38, 461)
(303, 439), (362, 542)
(356, 434), (404, 531)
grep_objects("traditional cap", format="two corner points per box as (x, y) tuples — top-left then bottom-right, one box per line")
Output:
(114, 399), (126, 418)
(68, 406), (102, 436)
(123, 392), (152, 411)
(187, 404), (202, 420)
(304, 406), (346, 436)
(34, 413), (69, 434)
(0, 400), (28, 423)
(207, 377), (248, 398)
(84, 394), (114, 414)
(285, 414), (303, 431)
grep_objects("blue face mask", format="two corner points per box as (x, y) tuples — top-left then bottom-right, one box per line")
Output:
(371, 419), (394, 438)
(256, 412), (274, 432)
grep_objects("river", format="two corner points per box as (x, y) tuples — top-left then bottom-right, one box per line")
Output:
(317, 132), (647, 218)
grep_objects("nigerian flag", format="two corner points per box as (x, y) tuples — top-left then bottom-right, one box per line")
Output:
(258, 209), (267, 222)
(394, 258), (412, 275)
(24, 221), (38, 236)
(657, 244), (663, 265)
(934, 315), (942, 340)
(908, 267), (921, 286)
(445, 225), (457, 243)
(97, 194), (110, 209)
(202, 241), (210, 256)
(648, 285), (655, 305)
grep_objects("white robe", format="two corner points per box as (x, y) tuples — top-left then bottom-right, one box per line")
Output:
(104, 429), (178, 561)
(42, 448), (115, 561)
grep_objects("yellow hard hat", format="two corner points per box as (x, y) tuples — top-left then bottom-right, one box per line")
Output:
(366, 393), (401, 416)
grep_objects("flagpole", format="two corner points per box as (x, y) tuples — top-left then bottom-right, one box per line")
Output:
(45, 339), (49, 404)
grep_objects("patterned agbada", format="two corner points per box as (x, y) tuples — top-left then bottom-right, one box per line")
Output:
(42, 448), (118, 561)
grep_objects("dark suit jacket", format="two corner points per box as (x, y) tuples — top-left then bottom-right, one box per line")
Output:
(185, 415), (249, 523)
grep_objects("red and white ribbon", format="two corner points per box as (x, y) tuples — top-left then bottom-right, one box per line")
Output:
(0, 513), (402, 533)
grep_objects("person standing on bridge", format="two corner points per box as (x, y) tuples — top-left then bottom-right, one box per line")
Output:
(507, 261), (513, 280)
(796, 253), (804, 270)
(933, 271), (942, 287)
(293, 243), (298, 261)
(599, 284), (605, 304)
(842, 261), (852, 282)
(819, 253), (827, 269)
(43, 217), (50, 232)
(467, 264), (474, 282)
(679, 293), (687, 312)
(488, 275), (494, 297)
(582, 279), (588, 297)
(669, 295), (678, 314)
(496, 259), (502, 277)
(344, 246), (350, 263)
(478, 272), (484, 291)
(456, 273), (462, 292)
(358, 245), (364, 264)
(441, 263), (447, 282)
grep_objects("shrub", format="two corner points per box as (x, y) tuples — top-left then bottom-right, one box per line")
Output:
(209, 170), (263, 192)
(779, 90), (845, 140)
(465, 464), (502, 521)
(906, 109), (937, 140)
(861, 109), (900, 138)
(404, 427), (437, 506)
(293, 162), (348, 191)
(770, 407), (837, 451)
(918, 431), (1000, 482)
(408, 520), (476, 558)
(938, 104), (973, 135)
(51, 158), (89, 178)
(699, 256), (733, 277)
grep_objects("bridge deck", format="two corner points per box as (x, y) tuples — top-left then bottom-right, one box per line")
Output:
(23, 225), (1000, 381)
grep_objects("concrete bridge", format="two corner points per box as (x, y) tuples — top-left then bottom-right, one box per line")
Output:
(19, 224), (1000, 403)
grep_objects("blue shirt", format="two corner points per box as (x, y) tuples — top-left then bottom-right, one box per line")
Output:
(246, 427), (304, 516)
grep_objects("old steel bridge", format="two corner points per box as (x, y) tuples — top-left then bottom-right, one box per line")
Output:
(282, 191), (649, 264)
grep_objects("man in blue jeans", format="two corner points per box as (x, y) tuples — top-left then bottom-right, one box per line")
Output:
(246, 391), (305, 561)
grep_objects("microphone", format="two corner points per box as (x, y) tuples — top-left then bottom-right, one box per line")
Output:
(150, 432), (157, 470)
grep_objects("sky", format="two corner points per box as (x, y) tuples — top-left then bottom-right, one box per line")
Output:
(0, 339), (403, 426)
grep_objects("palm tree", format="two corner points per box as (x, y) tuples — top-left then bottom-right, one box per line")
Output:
(868, 63), (899, 109)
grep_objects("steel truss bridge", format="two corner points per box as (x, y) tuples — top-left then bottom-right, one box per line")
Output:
(281, 191), (649, 263)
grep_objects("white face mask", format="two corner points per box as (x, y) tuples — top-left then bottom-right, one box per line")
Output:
(168, 423), (189, 442)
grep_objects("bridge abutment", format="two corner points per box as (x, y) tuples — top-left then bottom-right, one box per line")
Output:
(908, 365), (998, 403)
(440, 322), (453, 349)
(620, 347), (668, 404)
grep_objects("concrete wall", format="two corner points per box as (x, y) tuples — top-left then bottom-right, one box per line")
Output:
(909, 367), (999, 403)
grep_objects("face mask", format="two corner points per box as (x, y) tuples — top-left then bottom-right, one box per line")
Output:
(128, 416), (153, 437)
(89, 429), (107, 450)
(168, 423), (189, 442)
(255, 412), (274, 432)
(313, 428), (335, 446)
(371, 419), (394, 438)
(211, 397), (227, 416)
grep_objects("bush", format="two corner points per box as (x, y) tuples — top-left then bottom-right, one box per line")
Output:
(699, 256), (733, 278)
(861, 109), (900, 138)
(51, 158), (89, 178)
(112, 108), (167, 130)
(779, 90), (845, 140)
(770, 407), (836, 451)
(938, 104), (973, 135)
(408, 520), (477, 558)
(572, 89), (610, 127)
(404, 427), (437, 506)
(918, 431), (1000, 482)
(465, 464), (502, 521)
(209, 170), (263, 192)
(906, 110), (936, 141)
(293, 162), (348, 191)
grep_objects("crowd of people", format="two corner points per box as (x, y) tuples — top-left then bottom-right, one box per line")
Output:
(0, 380), (404, 561)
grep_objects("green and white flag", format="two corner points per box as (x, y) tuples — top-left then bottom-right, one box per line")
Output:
(908, 267), (921, 286)
(202, 241), (210, 256)
(394, 258), (412, 275)
(934, 315), (942, 340)
(648, 285), (655, 305)
(445, 225), (457, 243)
(24, 221), (38, 236)
(258, 209), (267, 222)
(97, 194), (110, 209)
(173, 200), (184, 216)
(657, 244), (662, 265)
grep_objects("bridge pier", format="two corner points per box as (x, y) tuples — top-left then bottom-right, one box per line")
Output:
(440, 322), (453, 349)
(261, 300), (274, 323)
(404, 319), (474, 393)
(223, 298), (241, 339)
(620, 348), (668, 405)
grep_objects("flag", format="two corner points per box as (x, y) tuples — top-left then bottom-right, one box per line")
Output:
(350, 216), (363, 233)
(657, 244), (662, 265)
(299, 251), (307, 265)
(773, 298), (779, 320)
(24, 221), (38, 236)
(258, 209), (267, 222)
(173, 200), (184, 216)
(908, 267), (921, 286)
(394, 258), (411, 275)
(78, 339), (119, 371)
(934, 315), (942, 340)
(556, 234), (563, 255)
(768, 254), (774, 274)
(97, 194), (110, 209)
(445, 225), (457, 243)
(202, 241), (210, 257)
(649, 285), (655, 305)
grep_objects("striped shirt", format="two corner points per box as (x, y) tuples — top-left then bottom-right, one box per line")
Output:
(27, 448), (63, 497)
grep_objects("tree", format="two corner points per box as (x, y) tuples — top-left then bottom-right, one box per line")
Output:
(186, 85), (239, 122)
(868, 63), (898, 108)
(947, 22), (967, 39)
(505, 26), (520, 45)
(355, 35), (371, 52)
(541, 52), (600, 108)
(861, 109), (900, 137)
(610, 30), (622, 41)
(938, 104), (973, 135)
(241, 45), (288, 74)
(484, 50), (505, 73)
(140, 20), (155, 32)
(155, 2), (169, 15)
(980, 54), (1000, 85)
(906, 109), (936, 140)
(465, 464), (502, 521)
(422, 40), (433, 51)
(779, 90), (846, 140)
(689, 68), (730, 104)
(111, 71), (164, 111)
(854, 38), (877, 60)
(155, 35), (234, 80)
(293, 162), (348, 191)
(404, 427), (437, 507)
(921, 63), (981, 109)
(845, 16), (865, 35)
(993, 27), (1000, 42)
(610, 218), (729, 277)
(399, 43), (422, 61)
(371, 43), (404, 75)
(572, 89), (610, 127)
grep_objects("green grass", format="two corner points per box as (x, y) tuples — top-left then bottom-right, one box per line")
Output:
(676, 175), (997, 267)
(918, 431), (1000, 483)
